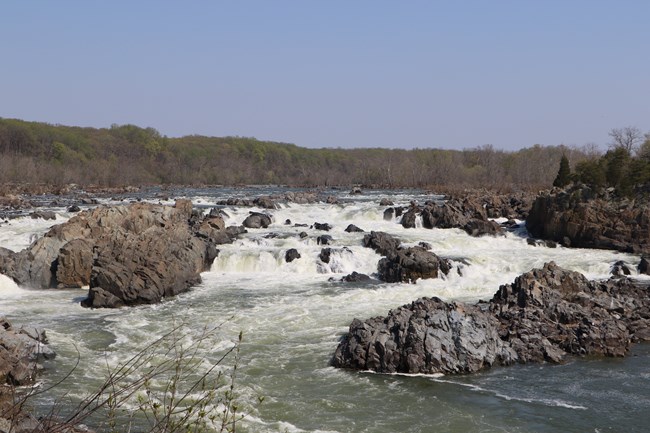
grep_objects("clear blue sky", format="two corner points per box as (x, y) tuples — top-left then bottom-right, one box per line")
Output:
(2, 1), (648, 150)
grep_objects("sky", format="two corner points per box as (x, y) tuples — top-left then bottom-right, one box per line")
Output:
(1, 1), (649, 150)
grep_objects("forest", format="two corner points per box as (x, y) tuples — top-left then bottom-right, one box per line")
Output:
(0, 117), (646, 192)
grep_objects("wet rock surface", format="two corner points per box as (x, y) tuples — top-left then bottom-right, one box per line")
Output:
(333, 262), (650, 374)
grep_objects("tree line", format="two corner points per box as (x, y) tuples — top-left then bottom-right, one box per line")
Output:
(0, 117), (635, 191)
(553, 126), (650, 197)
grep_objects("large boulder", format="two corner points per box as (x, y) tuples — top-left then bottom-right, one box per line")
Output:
(526, 185), (650, 253)
(377, 247), (451, 283)
(242, 212), (272, 229)
(362, 231), (401, 257)
(333, 262), (650, 374)
(332, 298), (514, 374)
(0, 200), (240, 308)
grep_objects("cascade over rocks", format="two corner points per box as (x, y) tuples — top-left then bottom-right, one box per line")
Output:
(526, 185), (650, 254)
(362, 231), (450, 283)
(333, 262), (650, 374)
(0, 200), (241, 308)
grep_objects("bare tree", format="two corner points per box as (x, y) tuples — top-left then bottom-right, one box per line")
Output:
(608, 126), (644, 153)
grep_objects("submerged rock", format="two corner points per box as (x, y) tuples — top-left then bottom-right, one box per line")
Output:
(333, 262), (650, 374)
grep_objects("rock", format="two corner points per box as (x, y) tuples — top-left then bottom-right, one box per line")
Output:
(319, 248), (332, 263)
(314, 222), (332, 231)
(0, 200), (239, 308)
(526, 185), (650, 254)
(400, 208), (418, 229)
(253, 197), (278, 209)
(326, 195), (338, 204)
(68, 205), (81, 213)
(383, 208), (394, 221)
(377, 246), (451, 283)
(285, 249), (301, 263)
(350, 186), (362, 194)
(333, 262), (650, 375)
(341, 272), (371, 282)
(344, 224), (364, 233)
(317, 235), (333, 245)
(462, 219), (503, 237)
(379, 198), (394, 206)
(0, 317), (55, 386)
(284, 219), (292, 225)
(29, 210), (56, 220)
(639, 257), (650, 275)
(611, 260), (632, 277)
(299, 231), (308, 239)
(362, 231), (401, 257)
(419, 198), (503, 237)
(243, 212), (272, 229)
(418, 242), (432, 250)
(332, 298), (512, 374)
(56, 239), (93, 288)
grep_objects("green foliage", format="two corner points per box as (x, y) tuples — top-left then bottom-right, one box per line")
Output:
(553, 154), (571, 188)
(0, 118), (617, 190)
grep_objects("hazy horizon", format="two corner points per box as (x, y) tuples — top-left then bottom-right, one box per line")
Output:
(2, 1), (648, 151)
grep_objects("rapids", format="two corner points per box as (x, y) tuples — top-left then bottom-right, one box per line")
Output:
(0, 188), (648, 432)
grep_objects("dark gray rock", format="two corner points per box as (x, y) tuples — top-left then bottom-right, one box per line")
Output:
(243, 212), (272, 229)
(341, 272), (371, 283)
(639, 257), (650, 275)
(29, 211), (56, 220)
(344, 224), (364, 233)
(314, 222), (332, 231)
(362, 231), (401, 257)
(319, 248), (332, 263)
(400, 208), (418, 229)
(377, 246), (451, 283)
(285, 248), (301, 263)
(333, 262), (650, 375)
(317, 235), (333, 245)
(526, 185), (650, 254)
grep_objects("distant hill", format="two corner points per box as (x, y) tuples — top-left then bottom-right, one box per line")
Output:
(0, 118), (590, 190)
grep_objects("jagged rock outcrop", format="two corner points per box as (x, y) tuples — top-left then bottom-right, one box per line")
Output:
(526, 185), (650, 254)
(0, 200), (240, 308)
(393, 197), (504, 237)
(333, 262), (650, 374)
(362, 231), (450, 283)
(378, 247), (451, 283)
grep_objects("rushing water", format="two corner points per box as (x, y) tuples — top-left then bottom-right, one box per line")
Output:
(1, 188), (649, 432)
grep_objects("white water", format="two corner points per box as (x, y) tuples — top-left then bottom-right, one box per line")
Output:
(1, 191), (649, 432)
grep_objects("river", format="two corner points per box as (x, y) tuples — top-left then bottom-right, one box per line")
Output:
(1, 187), (648, 432)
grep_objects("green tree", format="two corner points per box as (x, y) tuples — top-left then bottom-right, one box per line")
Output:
(552, 154), (571, 187)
